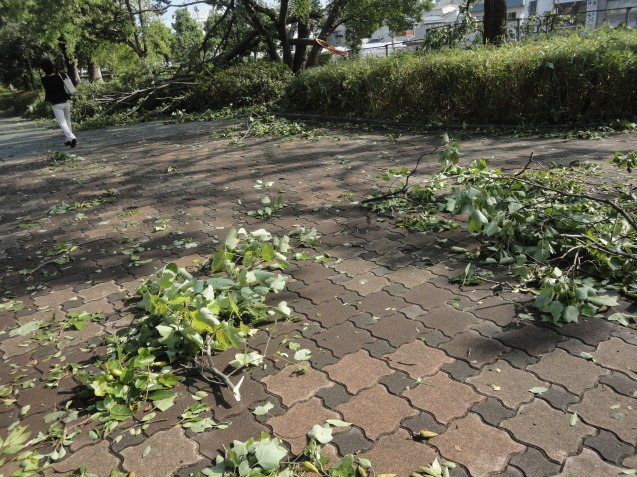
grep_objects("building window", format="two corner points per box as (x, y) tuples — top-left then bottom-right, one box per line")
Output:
(528, 0), (537, 15)
(507, 12), (517, 19)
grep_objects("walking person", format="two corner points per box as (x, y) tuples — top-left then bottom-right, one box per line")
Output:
(40, 59), (77, 148)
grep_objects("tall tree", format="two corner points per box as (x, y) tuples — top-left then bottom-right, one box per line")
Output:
(0, 0), (134, 85)
(195, 0), (432, 72)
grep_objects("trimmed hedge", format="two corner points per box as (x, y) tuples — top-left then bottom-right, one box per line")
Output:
(186, 60), (293, 111)
(283, 28), (637, 124)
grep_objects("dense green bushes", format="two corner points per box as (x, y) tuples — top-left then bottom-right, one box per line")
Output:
(284, 28), (637, 124)
(10, 29), (636, 128)
(3, 90), (41, 115)
(186, 60), (293, 111)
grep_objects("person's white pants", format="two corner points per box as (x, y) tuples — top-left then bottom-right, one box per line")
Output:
(51, 101), (76, 142)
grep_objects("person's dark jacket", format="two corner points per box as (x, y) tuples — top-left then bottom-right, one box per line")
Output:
(41, 73), (71, 105)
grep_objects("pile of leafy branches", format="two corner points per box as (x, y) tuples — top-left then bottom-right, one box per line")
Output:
(77, 227), (319, 433)
(0, 226), (324, 475)
(193, 424), (456, 477)
(364, 139), (637, 326)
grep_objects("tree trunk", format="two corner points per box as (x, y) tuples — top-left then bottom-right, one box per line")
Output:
(214, 29), (261, 70)
(278, 0), (293, 68)
(306, 0), (347, 68)
(88, 62), (104, 83)
(483, 0), (507, 45)
(58, 38), (81, 85)
(292, 19), (310, 72)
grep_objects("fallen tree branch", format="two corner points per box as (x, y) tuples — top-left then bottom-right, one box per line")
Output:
(514, 152), (534, 176)
(504, 176), (637, 233)
(361, 146), (440, 204)
(205, 336), (245, 402)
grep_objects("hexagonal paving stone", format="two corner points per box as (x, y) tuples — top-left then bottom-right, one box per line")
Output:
(467, 360), (549, 409)
(592, 337), (637, 380)
(401, 283), (455, 311)
(527, 348), (608, 396)
(365, 314), (424, 347)
(570, 384), (637, 445)
(555, 448), (626, 476)
(341, 273), (390, 296)
(336, 385), (418, 440)
(267, 398), (340, 455)
(322, 350), (394, 394)
(262, 362), (333, 406)
(383, 340), (454, 379)
(501, 399), (596, 463)
(48, 440), (121, 476)
(120, 426), (202, 477)
(403, 371), (485, 424)
(418, 306), (481, 338)
(358, 428), (438, 476)
(440, 330), (510, 368)
(429, 413), (525, 477)
(312, 321), (376, 358)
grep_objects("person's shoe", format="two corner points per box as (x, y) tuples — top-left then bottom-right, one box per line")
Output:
(70, 139), (77, 148)
(64, 141), (71, 146)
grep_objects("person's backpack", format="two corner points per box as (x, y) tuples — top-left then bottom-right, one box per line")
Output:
(59, 73), (76, 96)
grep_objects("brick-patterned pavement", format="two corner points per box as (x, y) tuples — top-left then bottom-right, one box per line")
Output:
(1, 118), (636, 476)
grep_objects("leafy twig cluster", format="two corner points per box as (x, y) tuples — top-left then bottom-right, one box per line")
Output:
(365, 139), (637, 326)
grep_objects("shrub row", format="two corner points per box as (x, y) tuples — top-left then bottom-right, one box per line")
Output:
(185, 60), (293, 111)
(283, 28), (637, 124)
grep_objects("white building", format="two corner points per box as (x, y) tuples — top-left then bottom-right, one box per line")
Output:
(325, 0), (635, 57)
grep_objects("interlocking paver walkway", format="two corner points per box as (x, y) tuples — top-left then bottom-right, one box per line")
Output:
(1, 116), (636, 476)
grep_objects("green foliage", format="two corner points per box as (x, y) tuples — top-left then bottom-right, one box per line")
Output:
(418, 0), (479, 51)
(284, 28), (637, 124)
(610, 151), (637, 173)
(5, 310), (104, 344)
(171, 9), (204, 66)
(8, 91), (41, 115)
(0, 403), (94, 475)
(0, 423), (32, 466)
(247, 181), (286, 218)
(341, 0), (432, 51)
(197, 421), (390, 477)
(77, 227), (316, 430)
(187, 61), (293, 111)
(366, 141), (637, 326)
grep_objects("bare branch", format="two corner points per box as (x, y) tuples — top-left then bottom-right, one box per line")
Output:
(205, 337), (244, 401)
(514, 152), (534, 176)
(361, 146), (440, 204)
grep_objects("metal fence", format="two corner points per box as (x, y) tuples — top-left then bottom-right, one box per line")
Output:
(357, 7), (636, 57)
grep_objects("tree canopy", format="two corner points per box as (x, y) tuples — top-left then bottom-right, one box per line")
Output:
(0, 0), (435, 87)
(193, 0), (433, 72)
